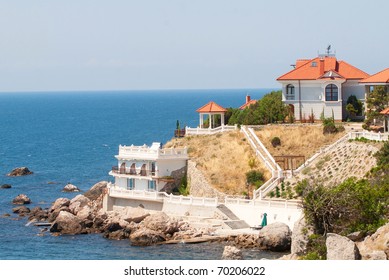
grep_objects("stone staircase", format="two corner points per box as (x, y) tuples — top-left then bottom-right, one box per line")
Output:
(216, 204), (250, 229)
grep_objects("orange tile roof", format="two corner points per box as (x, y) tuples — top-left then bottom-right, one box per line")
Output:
(360, 68), (389, 84)
(196, 101), (227, 113)
(380, 107), (389, 115)
(277, 56), (369, 81)
(239, 99), (257, 110)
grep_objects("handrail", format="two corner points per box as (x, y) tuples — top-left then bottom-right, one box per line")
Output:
(185, 124), (237, 135)
(348, 131), (389, 141)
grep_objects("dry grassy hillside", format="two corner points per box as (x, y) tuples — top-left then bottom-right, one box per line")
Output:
(254, 125), (346, 159)
(165, 131), (270, 196)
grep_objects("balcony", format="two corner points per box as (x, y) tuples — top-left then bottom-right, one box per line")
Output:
(111, 166), (156, 177)
(116, 143), (188, 160)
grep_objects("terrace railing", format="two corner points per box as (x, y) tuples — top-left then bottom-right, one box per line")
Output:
(185, 124), (237, 135)
(348, 131), (389, 141)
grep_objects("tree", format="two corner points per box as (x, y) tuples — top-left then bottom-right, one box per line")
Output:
(364, 86), (389, 129)
(346, 95), (363, 119)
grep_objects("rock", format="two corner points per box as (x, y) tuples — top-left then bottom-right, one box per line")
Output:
(69, 195), (90, 215)
(12, 206), (30, 215)
(12, 194), (31, 205)
(1, 184), (12, 189)
(50, 211), (83, 234)
(291, 216), (314, 256)
(50, 198), (71, 212)
(28, 207), (48, 221)
(347, 231), (365, 242)
(357, 223), (389, 260)
(2, 213), (11, 217)
(62, 183), (81, 192)
(103, 230), (130, 240)
(326, 233), (361, 260)
(118, 207), (150, 223)
(257, 222), (292, 252)
(141, 212), (179, 235)
(76, 205), (93, 221)
(130, 228), (166, 246)
(222, 246), (243, 260)
(84, 181), (108, 200)
(7, 167), (33, 176)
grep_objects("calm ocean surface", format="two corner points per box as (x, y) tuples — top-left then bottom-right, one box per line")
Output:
(0, 89), (282, 260)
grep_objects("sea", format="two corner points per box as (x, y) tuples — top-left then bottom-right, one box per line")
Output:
(0, 88), (284, 260)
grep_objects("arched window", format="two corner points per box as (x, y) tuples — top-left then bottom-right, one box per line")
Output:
(325, 84), (338, 101)
(286, 84), (295, 100)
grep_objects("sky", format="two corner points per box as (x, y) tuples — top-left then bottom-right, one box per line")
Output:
(0, 0), (388, 92)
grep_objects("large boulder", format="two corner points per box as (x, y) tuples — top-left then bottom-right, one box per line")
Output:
(62, 183), (80, 192)
(141, 212), (179, 235)
(50, 211), (84, 234)
(69, 195), (90, 215)
(7, 167), (33, 177)
(222, 246), (243, 260)
(291, 216), (314, 256)
(84, 181), (108, 200)
(357, 223), (389, 260)
(257, 222), (291, 252)
(129, 228), (166, 246)
(326, 233), (361, 260)
(118, 207), (150, 223)
(12, 194), (31, 205)
(50, 198), (71, 211)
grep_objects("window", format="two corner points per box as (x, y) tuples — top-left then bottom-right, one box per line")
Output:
(311, 62), (317, 67)
(148, 180), (156, 191)
(127, 178), (135, 190)
(286, 84), (295, 100)
(325, 84), (338, 101)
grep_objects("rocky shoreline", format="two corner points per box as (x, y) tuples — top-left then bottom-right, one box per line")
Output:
(7, 181), (292, 257)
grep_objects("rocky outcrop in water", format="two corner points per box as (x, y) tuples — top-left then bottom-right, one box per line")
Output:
(222, 246), (243, 260)
(1, 184), (12, 189)
(12, 194), (31, 205)
(62, 183), (80, 192)
(7, 167), (33, 176)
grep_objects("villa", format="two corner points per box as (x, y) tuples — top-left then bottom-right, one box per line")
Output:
(108, 142), (188, 193)
(277, 53), (369, 121)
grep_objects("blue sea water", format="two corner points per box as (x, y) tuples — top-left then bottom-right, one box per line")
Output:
(0, 89), (282, 260)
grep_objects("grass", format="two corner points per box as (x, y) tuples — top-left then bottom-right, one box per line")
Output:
(165, 131), (270, 196)
(254, 125), (346, 159)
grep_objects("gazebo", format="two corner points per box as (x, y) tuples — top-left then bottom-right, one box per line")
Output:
(380, 107), (389, 133)
(196, 101), (227, 129)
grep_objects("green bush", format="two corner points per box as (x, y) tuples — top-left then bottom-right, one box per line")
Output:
(246, 170), (264, 189)
(271, 137), (281, 147)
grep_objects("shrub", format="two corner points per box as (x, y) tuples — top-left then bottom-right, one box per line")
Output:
(271, 137), (281, 147)
(246, 170), (264, 187)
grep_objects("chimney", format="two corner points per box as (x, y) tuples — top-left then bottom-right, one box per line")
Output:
(246, 95), (251, 104)
(320, 58), (325, 75)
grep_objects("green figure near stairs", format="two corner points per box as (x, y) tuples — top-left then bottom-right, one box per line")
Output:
(261, 213), (267, 227)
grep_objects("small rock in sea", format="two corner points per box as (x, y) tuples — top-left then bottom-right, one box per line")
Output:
(2, 213), (11, 218)
(62, 183), (81, 192)
(7, 167), (33, 177)
(12, 194), (32, 205)
(222, 246), (243, 260)
(1, 184), (12, 189)
(12, 206), (31, 215)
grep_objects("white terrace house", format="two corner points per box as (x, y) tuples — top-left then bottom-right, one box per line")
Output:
(277, 55), (369, 121)
(109, 142), (188, 192)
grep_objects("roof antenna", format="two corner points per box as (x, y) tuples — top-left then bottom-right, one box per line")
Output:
(326, 45), (331, 56)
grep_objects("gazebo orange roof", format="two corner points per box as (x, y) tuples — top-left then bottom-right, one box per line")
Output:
(380, 107), (389, 115)
(196, 101), (227, 113)
(360, 68), (389, 84)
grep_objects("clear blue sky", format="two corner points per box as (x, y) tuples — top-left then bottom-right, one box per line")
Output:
(1, 0), (388, 92)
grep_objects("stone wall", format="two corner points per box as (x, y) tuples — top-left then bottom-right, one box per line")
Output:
(187, 160), (227, 199)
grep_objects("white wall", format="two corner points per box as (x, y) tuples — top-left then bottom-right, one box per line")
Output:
(226, 203), (302, 229)
(157, 159), (187, 177)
